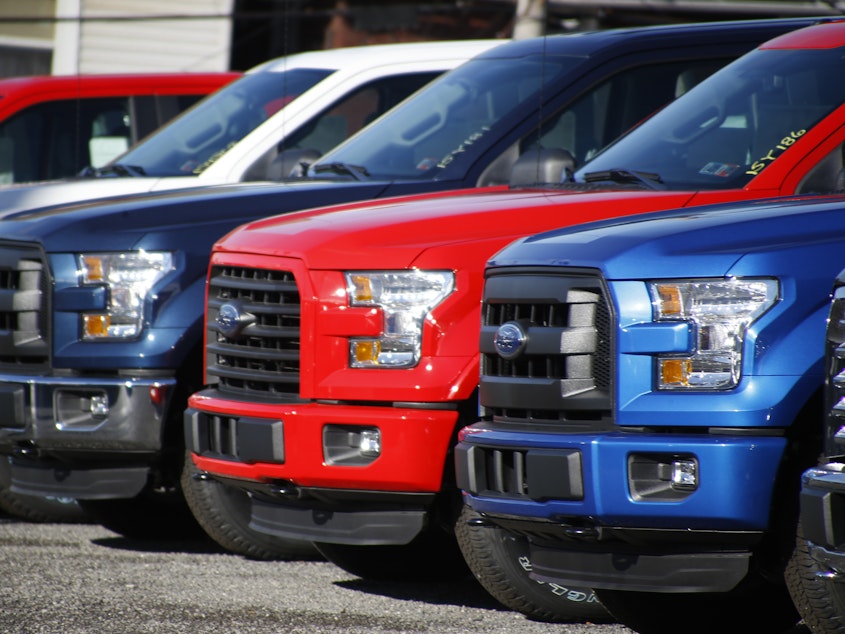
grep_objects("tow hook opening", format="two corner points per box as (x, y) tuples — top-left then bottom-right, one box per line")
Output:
(270, 480), (303, 499)
(12, 441), (40, 459)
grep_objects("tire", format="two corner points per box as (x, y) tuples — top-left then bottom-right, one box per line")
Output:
(0, 458), (89, 523)
(181, 450), (319, 561)
(0, 485), (89, 524)
(596, 575), (801, 634)
(454, 505), (610, 623)
(785, 518), (845, 634)
(316, 523), (471, 582)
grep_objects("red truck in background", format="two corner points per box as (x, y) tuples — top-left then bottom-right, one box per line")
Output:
(0, 72), (239, 185)
(0, 71), (238, 522)
(186, 20), (845, 622)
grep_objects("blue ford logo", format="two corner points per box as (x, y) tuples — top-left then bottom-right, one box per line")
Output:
(216, 301), (255, 339)
(494, 321), (527, 359)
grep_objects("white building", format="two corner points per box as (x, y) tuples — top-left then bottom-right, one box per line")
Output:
(0, 0), (233, 76)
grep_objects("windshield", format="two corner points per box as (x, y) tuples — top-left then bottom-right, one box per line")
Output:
(310, 53), (572, 181)
(107, 69), (333, 176)
(572, 46), (845, 190)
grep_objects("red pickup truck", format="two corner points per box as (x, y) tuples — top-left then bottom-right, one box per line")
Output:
(0, 71), (237, 522)
(186, 20), (845, 622)
(0, 72), (239, 185)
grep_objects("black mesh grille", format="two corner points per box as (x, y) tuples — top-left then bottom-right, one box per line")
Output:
(0, 242), (50, 369)
(206, 265), (301, 401)
(479, 267), (613, 430)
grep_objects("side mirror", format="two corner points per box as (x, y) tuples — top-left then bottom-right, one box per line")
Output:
(267, 148), (322, 180)
(509, 148), (575, 187)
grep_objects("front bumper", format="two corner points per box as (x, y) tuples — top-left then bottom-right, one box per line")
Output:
(185, 393), (462, 544)
(0, 371), (176, 499)
(457, 428), (788, 528)
(455, 427), (790, 592)
(800, 463), (845, 575)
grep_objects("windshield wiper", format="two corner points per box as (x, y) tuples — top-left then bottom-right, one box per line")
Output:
(582, 168), (665, 190)
(79, 163), (148, 178)
(311, 162), (370, 181)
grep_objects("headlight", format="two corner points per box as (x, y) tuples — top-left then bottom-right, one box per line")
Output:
(649, 278), (778, 389)
(78, 251), (174, 339)
(345, 270), (455, 368)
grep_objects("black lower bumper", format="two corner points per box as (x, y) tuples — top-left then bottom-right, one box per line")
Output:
(250, 497), (427, 546)
(528, 542), (751, 592)
(0, 457), (149, 499)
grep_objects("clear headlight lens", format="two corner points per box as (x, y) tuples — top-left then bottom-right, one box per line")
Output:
(78, 251), (174, 339)
(346, 270), (455, 368)
(649, 278), (778, 389)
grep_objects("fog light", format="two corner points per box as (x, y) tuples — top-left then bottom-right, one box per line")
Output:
(671, 459), (697, 490)
(359, 429), (381, 457)
(90, 395), (109, 418)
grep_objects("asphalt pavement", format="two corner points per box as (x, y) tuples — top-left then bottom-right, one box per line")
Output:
(0, 509), (815, 634)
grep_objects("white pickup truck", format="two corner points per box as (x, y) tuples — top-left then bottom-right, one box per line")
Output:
(0, 39), (502, 214)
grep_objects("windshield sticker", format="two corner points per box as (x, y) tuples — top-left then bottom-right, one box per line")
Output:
(699, 162), (739, 178)
(745, 129), (806, 176)
(437, 126), (490, 169)
(191, 141), (237, 174)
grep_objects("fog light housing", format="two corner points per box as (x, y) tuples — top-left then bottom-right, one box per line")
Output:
(55, 389), (110, 430)
(629, 453), (699, 501)
(323, 425), (382, 466)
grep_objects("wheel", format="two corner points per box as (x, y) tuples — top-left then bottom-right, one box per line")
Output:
(0, 458), (89, 523)
(181, 450), (319, 561)
(596, 575), (801, 634)
(316, 523), (471, 582)
(785, 518), (845, 634)
(454, 505), (610, 623)
(78, 484), (206, 540)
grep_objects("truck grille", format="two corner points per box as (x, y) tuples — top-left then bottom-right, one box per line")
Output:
(0, 242), (50, 369)
(479, 267), (614, 431)
(826, 284), (845, 456)
(205, 265), (301, 401)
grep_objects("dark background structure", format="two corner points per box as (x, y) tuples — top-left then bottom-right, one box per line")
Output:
(1, 1), (843, 75)
(228, 0), (845, 69)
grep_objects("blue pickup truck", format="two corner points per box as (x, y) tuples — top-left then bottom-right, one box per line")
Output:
(0, 17), (818, 581)
(453, 189), (845, 633)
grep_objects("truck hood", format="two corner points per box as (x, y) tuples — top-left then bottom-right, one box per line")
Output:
(216, 188), (697, 268)
(0, 179), (385, 251)
(490, 194), (845, 279)
(0, 174), (357, 219)
(0, 177), (164, 215)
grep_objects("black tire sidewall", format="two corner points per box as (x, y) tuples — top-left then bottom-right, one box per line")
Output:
(181, 450), (318, 560)
(455, 505), (608, 622)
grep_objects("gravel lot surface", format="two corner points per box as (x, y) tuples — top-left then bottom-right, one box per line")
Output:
(0, 509), (815, 634)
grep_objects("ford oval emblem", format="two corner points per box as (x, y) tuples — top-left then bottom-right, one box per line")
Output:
(494, 321), (527, 359)
(216, 301), (255, 340)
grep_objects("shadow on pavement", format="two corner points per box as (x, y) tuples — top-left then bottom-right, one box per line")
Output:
(335, 575), (508, 611)
(90, 533), (227, 554)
